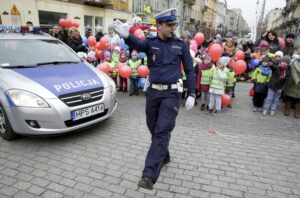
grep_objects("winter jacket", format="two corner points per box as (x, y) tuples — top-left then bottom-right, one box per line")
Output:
(285, 61), (300, 98)
(268, 64), (291, 91)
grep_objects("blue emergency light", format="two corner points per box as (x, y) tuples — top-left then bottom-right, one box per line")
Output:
(0, 25), (41, 33)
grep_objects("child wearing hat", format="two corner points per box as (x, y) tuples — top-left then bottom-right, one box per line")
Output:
(104, 51), (117, 85)
(128, 50), (141, 96)
(225, 61), (236, 108)
(252, 56), (272, 112)
(208, 57), (229, 116)
(118, 51), (128, 92)
(199, 55), (213, 111)
(263, 55), (291, 116)
(112, 46), (121, 63)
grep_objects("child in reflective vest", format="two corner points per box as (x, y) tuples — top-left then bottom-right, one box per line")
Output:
(128, 51), (141, 96)
(199, 55), (213, 111)
(208, 57), (229, 116)
(118, 51), (128, 92)
(252, 56), (272, 112)
(104, 51), (117, 85)
(225, 65), (236, 108)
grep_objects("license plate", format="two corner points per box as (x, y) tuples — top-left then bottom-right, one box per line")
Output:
(71, 104), (105, 121)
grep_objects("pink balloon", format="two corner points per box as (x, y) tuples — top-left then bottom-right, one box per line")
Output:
(64, 19), (72, 28)
(58, 19), (65, 27)
(194, 32), (205, 46)
(88, 36), (96, 47)
(235, 50), (245, 60)
(221, 94), (232, 107)
(233, 60), (247, 75)
(208, 44), (222, 62)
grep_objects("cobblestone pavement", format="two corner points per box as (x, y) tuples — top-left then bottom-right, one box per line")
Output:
(0, 82), (299, 198)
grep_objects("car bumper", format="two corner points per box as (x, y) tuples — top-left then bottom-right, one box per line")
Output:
(5, 88), (117, 135)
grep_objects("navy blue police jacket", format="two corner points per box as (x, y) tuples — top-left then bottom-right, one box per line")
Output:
(124, 34), (196, 94)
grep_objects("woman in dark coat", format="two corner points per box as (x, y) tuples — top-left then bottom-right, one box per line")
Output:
(66, 27), (88, 53)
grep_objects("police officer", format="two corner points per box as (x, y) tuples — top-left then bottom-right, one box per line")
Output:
(113, 8), (196, 190)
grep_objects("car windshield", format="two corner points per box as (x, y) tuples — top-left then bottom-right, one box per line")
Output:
(0, 39), (82, 68)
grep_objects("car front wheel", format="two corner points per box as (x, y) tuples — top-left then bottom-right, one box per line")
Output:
(0, 104), (18, 140)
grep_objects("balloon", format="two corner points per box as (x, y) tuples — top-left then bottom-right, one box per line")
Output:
(228, 59), (235, 67)
(64, 19), (72, 28)
(208, 44), (222, 62)
(95, 42), (101, 50)
(74, 22), (79, 28)
(99, 36), (109, 50)
(58, 19), (65, 27)
(97, 63), (110, 73)
(221, 94), (231, 107)
(233, 60), (247, 75)
(119, 65), (132, 78)
(250, 59), (260, 70)
(278, 37), (285, 49)
(194, 32), (205, 46)
(235, 50), (245, 60)
(88, 36), (96, 47)
(115, 63), (125, 72)
(139, 52), (146, 59)
(95, 50), (104, 60)
(81, 36), (88, 45)
(137, 65), (149, 77)
(71, 20), (77, 27)
(249, 87), (254, 96)
(138, 78), (146, 88)
(134, 29), (145, 40)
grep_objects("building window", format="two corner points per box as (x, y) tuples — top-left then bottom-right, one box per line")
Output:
(95, 16), (102, 27)
(38, 10), (67, 25)
(84, 15), (93, 36)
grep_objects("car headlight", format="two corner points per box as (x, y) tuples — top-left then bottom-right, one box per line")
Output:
(108, 78), (116, 94)
(7, 89), (50, 108)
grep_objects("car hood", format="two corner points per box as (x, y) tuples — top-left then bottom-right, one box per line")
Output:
(5, 63), (104, 98)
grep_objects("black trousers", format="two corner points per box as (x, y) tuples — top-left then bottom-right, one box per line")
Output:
(253, 92), (267, 107)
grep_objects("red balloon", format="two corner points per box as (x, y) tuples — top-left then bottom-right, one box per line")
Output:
(95, 42), (101, 50)
(74, 22), (79, 28)
(88, 36), (96, 47)
(97, 63), (110, 73)
(278, 37), (286, 49)
(233, 60), (247, 75)
(134, 29), (145, 40)
(194, 32), (205, 46)
(95, 50), (104, 60)
(228, 59), (235, 67)
(208, 44), (222, 62)
(137, 65), (150, 77)
(119, 65), (132, 78)
(71, 20), (77, 27)
(249, 87), (254, 96)
(99, 36), (109, 50)
(58, 19), (65, 27)
(221, 94), (232, 107)
(235, 50), (245, 60)
(64, 19), (72, 28)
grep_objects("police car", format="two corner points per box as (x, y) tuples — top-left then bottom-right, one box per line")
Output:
(0, 25), (117, 140)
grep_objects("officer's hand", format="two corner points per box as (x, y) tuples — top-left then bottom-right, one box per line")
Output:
(113, 20), (129, 39)
(185, 96), (195, 111)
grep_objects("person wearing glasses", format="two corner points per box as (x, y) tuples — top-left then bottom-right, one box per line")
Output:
(113, 8), (196, 190)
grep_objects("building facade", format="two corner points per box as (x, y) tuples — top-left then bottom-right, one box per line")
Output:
(215, 0), (227, 36)
(265, 8), (282, 31)
(1, 0), (133, 35)
(225, 8), (250, 38)
(200, 0), (217, 39)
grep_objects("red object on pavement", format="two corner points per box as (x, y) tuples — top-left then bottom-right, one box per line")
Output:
(208, 130), (217, 135)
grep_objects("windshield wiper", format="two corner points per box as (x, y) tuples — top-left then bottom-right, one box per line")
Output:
(36, 61), (80, 66)
(0, 65), (37, 69)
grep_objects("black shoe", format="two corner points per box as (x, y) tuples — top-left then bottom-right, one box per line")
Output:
(162, 157), (170, 167)
(117, 88), (122, 92)
(135, 91), (139, 96)
(232, 93), (235, 98)
(129, 92), (134, 96)
(124, 88), (128, 93)
(207, 109), (213, 115)
(138, 177), (153, 190)
(200, 104), (205, 111)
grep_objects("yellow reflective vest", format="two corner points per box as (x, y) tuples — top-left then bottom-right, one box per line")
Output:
(128, 59), (141, 77)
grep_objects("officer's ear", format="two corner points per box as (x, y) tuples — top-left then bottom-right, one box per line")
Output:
(156, 23), (162, 30)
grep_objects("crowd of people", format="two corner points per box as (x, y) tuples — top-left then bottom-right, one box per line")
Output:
(47, 18), (300, 119)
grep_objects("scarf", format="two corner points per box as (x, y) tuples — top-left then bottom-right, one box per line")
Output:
(259, 65), (271, 76)
(279, 64), (288, 80)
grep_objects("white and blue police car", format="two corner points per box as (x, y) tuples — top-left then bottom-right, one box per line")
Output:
(0, 25), (117, 140)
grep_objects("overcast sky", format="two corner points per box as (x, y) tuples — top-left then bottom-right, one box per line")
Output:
(226, 0), (286, 29)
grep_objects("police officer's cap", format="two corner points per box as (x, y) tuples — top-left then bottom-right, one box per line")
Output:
(153, 8), (177, 24)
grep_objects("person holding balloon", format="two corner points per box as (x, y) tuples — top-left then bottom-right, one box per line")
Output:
(208, 57), (229, 116)
(113, 8), (196, 190)
(66, 27), (88, 53)
(104, 51), (118, 85)
(251, 56), (272, 112)
(128, 51), (141, 96)
(264, 31), (281, 54)
(222, 38), (236, 57)
(225, 64), (236, 108)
